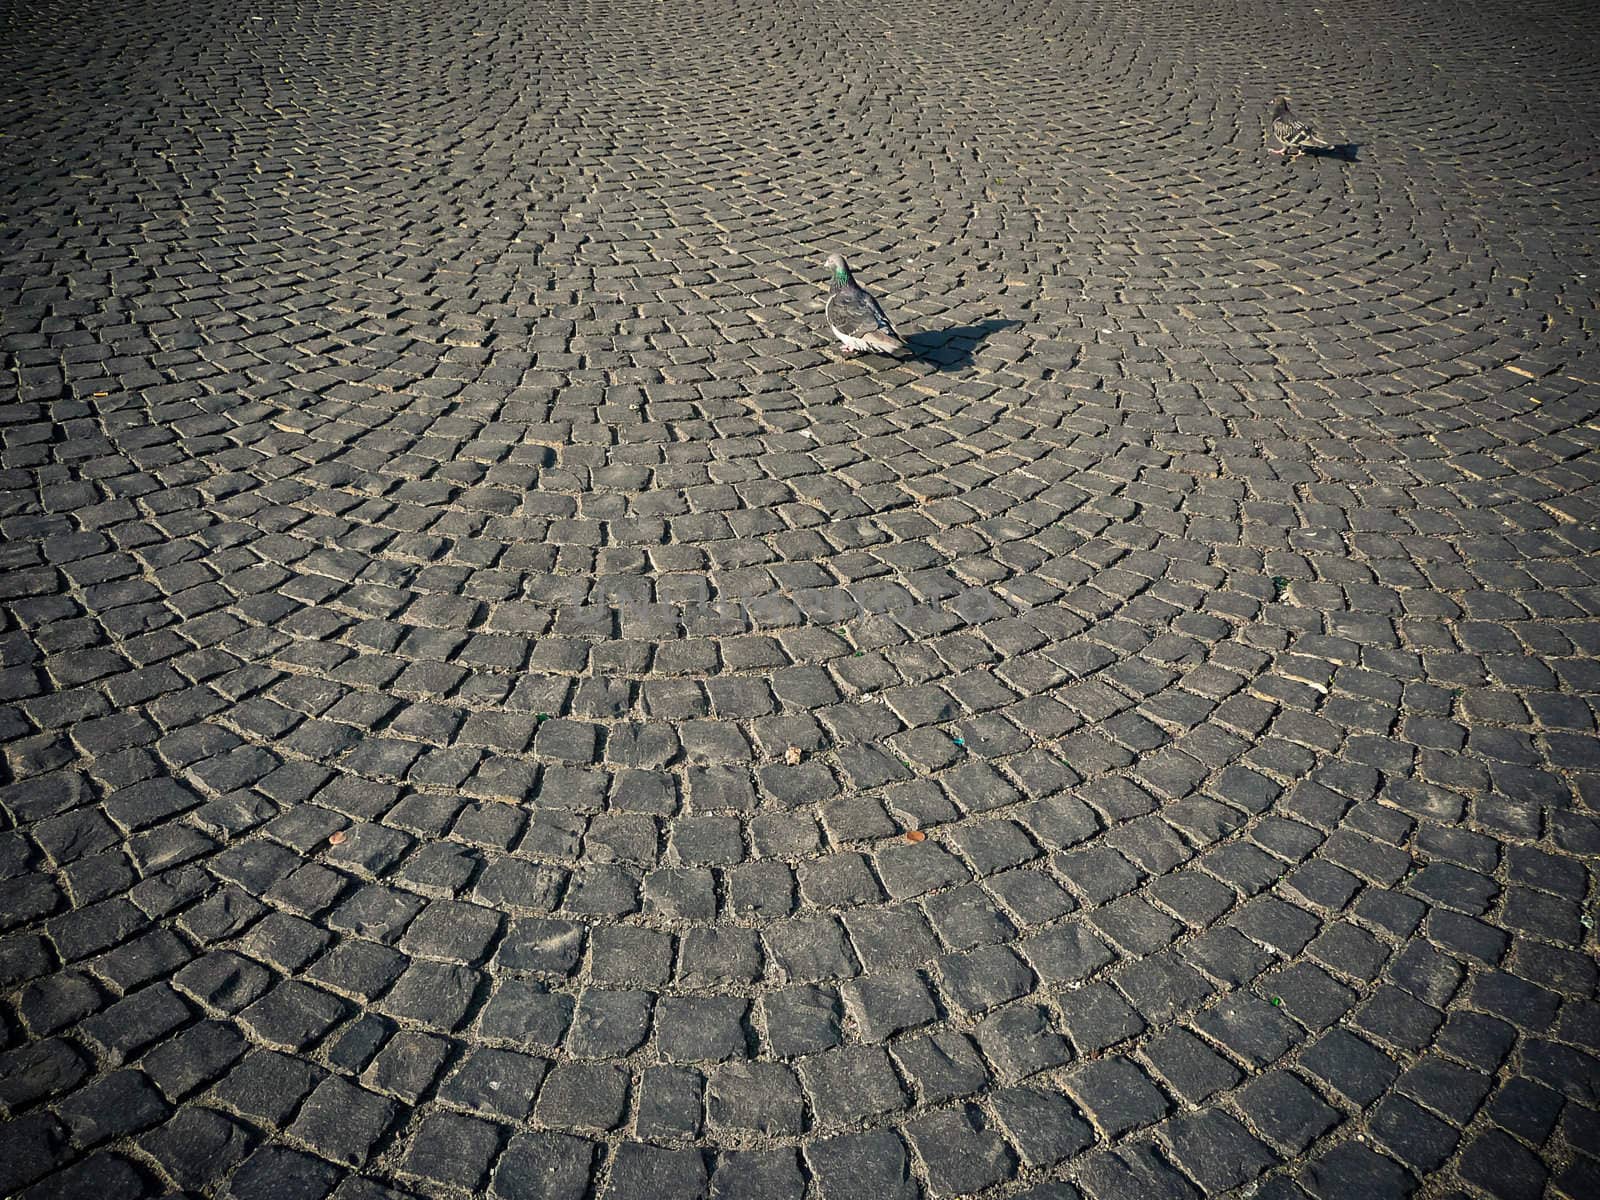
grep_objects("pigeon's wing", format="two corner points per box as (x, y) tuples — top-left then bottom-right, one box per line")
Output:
(1274, 113), (1328, 149)
(860, 288), (900, 337)
(828, 282), (898, 338)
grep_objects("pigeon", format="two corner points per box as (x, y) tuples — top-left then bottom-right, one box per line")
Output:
(824, 254), (909, 356)
(1268, 96), (1333, 159)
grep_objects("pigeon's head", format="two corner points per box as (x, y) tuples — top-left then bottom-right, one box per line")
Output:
(1270, 96), (1290, 116)
(824, 253), (850, 279)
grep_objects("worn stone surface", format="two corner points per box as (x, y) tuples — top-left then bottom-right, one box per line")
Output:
(1, 0), (1599, 1197)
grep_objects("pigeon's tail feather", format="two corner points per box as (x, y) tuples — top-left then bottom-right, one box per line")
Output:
(1288, 125), (1331, 149)
(861, 328), (908, 355)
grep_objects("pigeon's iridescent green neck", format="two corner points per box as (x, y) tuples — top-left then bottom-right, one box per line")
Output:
(832, 264), (850, 282)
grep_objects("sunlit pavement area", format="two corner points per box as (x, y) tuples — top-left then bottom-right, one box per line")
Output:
(3, 1), (1600, 1197)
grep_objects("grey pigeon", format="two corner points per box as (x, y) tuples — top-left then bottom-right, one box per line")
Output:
(824, 254), (908, 356)
(1268, 96), (1333, 159)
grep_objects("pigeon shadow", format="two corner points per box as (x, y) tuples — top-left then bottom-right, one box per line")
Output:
(1308, 143), (1361, 162)
(906, 318), (1023, 370)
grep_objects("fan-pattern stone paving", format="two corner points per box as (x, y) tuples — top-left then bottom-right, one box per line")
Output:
(2, 0), (1599, 1197)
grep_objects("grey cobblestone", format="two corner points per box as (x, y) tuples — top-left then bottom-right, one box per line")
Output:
(3, 0), (1600, 1196)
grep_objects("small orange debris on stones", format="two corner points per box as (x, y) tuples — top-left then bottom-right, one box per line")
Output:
(328, 830), (347, 846)
(905, 830), (926, 843)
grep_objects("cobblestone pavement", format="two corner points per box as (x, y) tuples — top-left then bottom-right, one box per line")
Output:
(3, 0), (1600, 1197)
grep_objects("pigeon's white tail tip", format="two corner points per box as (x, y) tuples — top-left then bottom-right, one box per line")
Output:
(862, 330), (909, 355)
